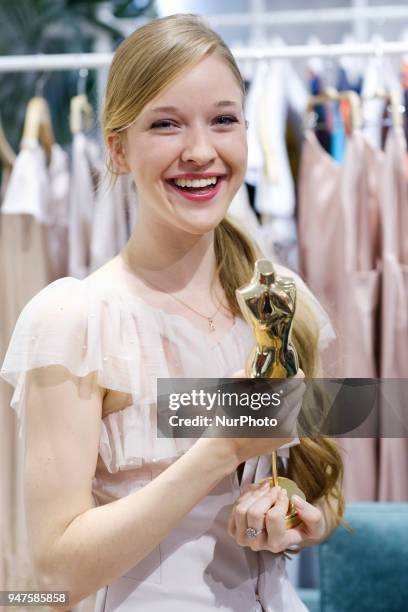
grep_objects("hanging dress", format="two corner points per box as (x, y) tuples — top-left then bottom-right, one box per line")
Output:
(336, 130), (384, 501)
(246, 60), (308, 269)
(298, 129), (344, 377)
(90, 175), (137, 272)
(298, 129), (383, 500)
(68, 132), (101, 279)
(378, 127), (408, 501)
(0, 138), (67, 602)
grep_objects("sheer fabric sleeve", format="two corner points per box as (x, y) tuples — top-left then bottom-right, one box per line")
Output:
(0, 277), (138, 443)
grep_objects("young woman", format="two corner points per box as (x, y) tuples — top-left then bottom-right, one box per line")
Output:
(1, 14), (344, 612)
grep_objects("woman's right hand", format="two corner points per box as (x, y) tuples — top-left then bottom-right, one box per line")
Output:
(197, 369), (306, 467)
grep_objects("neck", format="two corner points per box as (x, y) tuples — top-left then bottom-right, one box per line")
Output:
(121, 219), (218, 294)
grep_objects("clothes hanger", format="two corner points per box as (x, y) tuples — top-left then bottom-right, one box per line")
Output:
(70, 95), (93, 134)
(22, 97), (55, 160)
(361, 87), (404, 129)
(388, 89), (404, 129)
(21, 74), (55, 161)
(0, 114), (16, 169)
(304, 88), (363, 132)
(70, 68), (93, 134)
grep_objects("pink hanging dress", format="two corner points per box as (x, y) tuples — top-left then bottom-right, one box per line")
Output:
(378, 127), (408, 501)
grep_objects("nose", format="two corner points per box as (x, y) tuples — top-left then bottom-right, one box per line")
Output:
(180, 125), (217, 165)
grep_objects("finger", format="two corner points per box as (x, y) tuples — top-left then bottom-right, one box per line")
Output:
(265, 488), (290, 545)
(278, 527), (305, 550)
(233, 482), (271, 535)
(233, 481), (269, 507)
(291, 495), (325, 538)
(234, 481), (271, 517)
(245, 486), (280, 534)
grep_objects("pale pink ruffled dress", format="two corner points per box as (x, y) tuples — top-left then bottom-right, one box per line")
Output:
(1, 265), (334, 612)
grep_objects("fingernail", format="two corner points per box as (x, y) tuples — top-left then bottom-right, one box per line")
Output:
(261, 481), (270, 490)
(292, 494), (304, 508)
(281, 488), (288, 497)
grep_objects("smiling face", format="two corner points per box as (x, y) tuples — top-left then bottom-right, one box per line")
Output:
(109, 54), (248, 236)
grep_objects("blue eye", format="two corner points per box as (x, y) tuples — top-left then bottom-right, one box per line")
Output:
(150, 120), (176, 129)
(150, 115), (239, 130)
(214, 115), (239, 125)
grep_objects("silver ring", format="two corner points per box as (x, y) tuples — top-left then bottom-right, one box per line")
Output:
(245, 527), (263, 539)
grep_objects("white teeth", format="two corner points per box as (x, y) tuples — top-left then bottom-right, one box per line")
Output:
(173, 177), (218, 188)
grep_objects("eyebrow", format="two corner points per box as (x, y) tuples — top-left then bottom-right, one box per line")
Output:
(149, 100), (239, 113)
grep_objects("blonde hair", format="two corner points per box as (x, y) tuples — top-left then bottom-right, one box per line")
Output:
(102, 13), (245, 172)
(101, 14), (344, 525)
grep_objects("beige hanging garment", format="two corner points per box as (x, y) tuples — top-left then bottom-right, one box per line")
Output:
(379, 127), (408, 501)
(0, 161), (49, 605)
(336, 130), (384, 501)
(297, 130), (344, 376)
(0, 100), (70, 611)
(0, 127), (14, 595)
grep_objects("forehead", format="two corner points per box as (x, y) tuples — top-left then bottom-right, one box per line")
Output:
(143, 55), (243, 114)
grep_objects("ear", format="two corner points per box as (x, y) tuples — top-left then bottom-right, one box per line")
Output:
(106, 131), (131, 174)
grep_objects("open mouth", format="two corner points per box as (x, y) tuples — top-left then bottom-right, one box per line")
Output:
(167, 176), (225, 194)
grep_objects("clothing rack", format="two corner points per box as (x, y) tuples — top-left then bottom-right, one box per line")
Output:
(103, 5), (408, 35)
(1, 40), (408, 73)
(200, 5), (408, 28)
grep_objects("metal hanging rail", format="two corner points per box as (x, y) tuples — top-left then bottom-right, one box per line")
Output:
(202, 5), (408, 27)
(103, 5), (408, 33)
(0, 40), (408, 73)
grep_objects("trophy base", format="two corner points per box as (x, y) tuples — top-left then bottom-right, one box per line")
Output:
(259, 476), (306, 529)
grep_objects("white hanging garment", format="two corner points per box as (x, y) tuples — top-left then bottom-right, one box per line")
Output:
(2, 139), (70, 281)
(228, 185), (276, 261)
(90, 174), (137, 272)
(245, 60), (308, 218)
(69, 132), (102, 279)
(361, 56), (399, 150)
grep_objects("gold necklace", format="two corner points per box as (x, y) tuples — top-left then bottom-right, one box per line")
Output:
(163, 291), (223, 332)
(122, 254), (227, 332)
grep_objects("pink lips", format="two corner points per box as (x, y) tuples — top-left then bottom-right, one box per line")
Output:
(167, 177), (224, 203)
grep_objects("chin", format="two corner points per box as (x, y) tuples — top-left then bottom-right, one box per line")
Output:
(177, 220), (223, 236)
(175, 208), (229, 236)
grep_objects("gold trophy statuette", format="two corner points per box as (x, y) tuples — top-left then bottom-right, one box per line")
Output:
(236, 259), (305, 529)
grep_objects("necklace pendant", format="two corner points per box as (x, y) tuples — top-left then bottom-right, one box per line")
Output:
(208, 319), (216, 332)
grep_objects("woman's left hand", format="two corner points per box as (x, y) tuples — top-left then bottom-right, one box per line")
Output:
(227, 481), (326, 553)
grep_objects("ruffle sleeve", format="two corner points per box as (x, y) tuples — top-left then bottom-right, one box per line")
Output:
(0, 278), (149, 438)
(0, 277), (198, 472)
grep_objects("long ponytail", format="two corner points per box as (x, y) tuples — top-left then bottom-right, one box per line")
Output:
(215, 216), (345, 523)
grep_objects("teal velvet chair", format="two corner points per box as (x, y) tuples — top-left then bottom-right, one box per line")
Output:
(318, 503), (408, 612)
